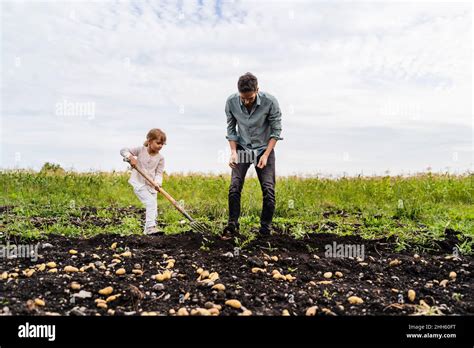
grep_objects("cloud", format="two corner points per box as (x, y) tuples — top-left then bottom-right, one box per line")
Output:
(1, 0), (472, 175)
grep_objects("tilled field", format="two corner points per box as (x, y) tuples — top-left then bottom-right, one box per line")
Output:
(1, 227), (472, 316)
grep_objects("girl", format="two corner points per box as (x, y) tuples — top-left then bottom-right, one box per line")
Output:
(120, 128), (166, 235)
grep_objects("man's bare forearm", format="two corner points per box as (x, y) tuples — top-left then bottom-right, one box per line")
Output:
(263, 138), (277, 156)
(228, 140), (238, 153)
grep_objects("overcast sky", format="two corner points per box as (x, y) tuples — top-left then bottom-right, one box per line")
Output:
(1, 0), (472, 176)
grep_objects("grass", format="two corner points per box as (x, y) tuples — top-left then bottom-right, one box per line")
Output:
(0, 165), (472, 254)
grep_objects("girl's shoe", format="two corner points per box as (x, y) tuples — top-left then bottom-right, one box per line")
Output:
(144, 226), (163, 235)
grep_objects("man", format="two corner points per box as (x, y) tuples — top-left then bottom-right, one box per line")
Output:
(223, 72), (283, 238)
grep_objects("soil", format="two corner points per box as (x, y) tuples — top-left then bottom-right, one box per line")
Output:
(0, 206), (472, 316)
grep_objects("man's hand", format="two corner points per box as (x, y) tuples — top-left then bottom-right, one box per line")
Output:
(257, 154), (268, 169)
(229, 151), (238, 169)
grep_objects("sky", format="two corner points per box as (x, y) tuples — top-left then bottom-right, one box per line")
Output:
(1, 0), (472, 177)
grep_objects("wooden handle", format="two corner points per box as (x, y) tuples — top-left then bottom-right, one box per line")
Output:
(131, 164), (194, 222)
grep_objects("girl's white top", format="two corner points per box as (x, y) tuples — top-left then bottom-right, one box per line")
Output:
(120, 146), (165, 193)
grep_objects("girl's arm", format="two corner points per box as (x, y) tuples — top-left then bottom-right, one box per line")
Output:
(153, 156), (165, 187)
(120, 146), (141, 161)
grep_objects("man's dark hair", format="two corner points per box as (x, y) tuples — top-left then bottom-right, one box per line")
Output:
(238, 72), (258, 93)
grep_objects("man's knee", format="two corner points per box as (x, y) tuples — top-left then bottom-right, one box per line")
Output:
(229, 179), (244, 194)
(261, 182), (275, 199)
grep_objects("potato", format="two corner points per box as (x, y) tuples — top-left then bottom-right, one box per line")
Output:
(389, 259), (401, 267)
(323, 272), (333, 279)
(166, 261), (175, 269)
(200, 270), (210, 279)
(240, 310), (252, 316)
(115, 268), (126, 275)
(177, 307), (189, 316)
(106, 295), (119, 302)
(282, 309), (290, 316)
(208, 272), (219, 281)
(317, 280), (333, 285)
(225, 299), (242, 309)
(132, 269), (143, 276)
(449, 272), (457, 280)
(156, 274), (165, 282)
(271, 256), (279, 262)
(34, 298), (45, 306)
(110, 242), (117, 249)
(196, 267), (204, 275)
(305, 306), (318, 316)
(251, 268), (265, 274)
(193, 308), (211, 316)
(70, 282), (81, 290)
(48, 268), (58, 273)
(163, 270), (172, 280)
(335, 271), (343, 278)
(1, 272), (8, 280)
(408, 289), (416, 302)
(348, 296), (364, 305)
(209, 307), (220, 316)
(37, 264), (46, 272)
(272, 273), (282, 280)
(97, 302), (108, 309)
(440, 279), (449, 287)
(285, 274), (296, 282)
(98, 287), (114, 295)
(211, 284), (226, 291)
(64, 266), (79, 273)
(46, 262), (57, 268)
(121, 251), (132, 257)
(69, 249), (78, 255)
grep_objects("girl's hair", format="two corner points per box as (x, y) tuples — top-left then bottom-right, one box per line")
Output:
(144, 128), (167, 147)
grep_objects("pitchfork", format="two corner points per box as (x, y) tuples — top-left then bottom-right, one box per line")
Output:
(125, 160), (208, 234)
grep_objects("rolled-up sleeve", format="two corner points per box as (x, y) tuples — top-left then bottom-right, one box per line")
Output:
(268, 99), (283, 141)
(225, 100), (239, 142)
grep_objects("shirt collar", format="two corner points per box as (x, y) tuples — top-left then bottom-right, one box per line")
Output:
(238, 91), (261, 107)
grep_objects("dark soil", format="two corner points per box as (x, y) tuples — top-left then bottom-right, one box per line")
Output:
(1, 221), (472, 316)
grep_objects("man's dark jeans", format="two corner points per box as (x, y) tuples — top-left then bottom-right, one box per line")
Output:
(228, 146), (276, 232)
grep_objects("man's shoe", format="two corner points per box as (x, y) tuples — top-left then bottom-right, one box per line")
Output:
(258, 226), (272, 236)
(221, 222), (240, 240)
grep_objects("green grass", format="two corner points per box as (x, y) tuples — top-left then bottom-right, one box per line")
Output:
(0, 167), (472, 254)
